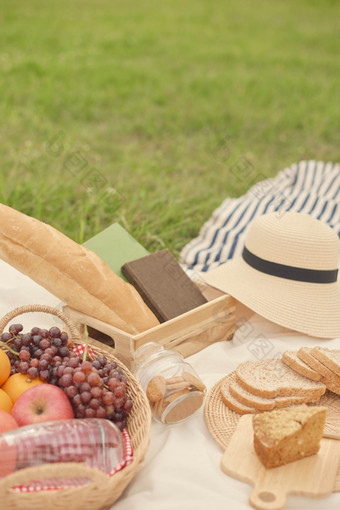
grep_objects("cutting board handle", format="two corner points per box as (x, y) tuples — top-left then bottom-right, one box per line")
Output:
(249, 486), (287, 510)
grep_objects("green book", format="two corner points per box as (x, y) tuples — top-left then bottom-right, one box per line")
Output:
(83, 222), (149, 280)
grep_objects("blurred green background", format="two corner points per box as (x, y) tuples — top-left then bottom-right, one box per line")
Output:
(1, 0), (339, 255)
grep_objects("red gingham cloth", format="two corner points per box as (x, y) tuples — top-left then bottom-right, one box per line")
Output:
(10, 428), (133, 493)
(71, 343), (95, 358)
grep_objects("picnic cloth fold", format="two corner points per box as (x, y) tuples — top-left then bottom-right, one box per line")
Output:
(180, 160), (340, 274)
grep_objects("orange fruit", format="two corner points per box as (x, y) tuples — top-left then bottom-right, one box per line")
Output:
(2, 373), (45, 404)
(0, 389), (13, 413)
(0, 349), (11, 386)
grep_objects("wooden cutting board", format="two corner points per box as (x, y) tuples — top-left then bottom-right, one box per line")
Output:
(221, 414), (340, 510)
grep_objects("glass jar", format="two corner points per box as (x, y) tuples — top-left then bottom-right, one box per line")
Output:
(133, 342), (206, 424)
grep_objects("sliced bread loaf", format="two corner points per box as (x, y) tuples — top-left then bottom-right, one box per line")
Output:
(320, 376), (340, 395)
(229, 378), (315, 411)
(252, 405), (327, 468)
(297, 347), (336, 379)
(282, 350), (321, 381)
(220, 374), (256, 414)
(283, 348), (340, 394)
(311, 347), (340, 378)
(235, 359), (326, 399)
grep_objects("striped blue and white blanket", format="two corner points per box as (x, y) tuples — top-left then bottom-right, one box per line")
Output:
(180, 160), (340, 273)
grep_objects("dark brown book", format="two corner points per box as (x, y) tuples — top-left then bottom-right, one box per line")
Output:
(121, 249), (207, 323)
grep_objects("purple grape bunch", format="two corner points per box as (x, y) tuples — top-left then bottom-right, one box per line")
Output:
(1, 323), (133, 430)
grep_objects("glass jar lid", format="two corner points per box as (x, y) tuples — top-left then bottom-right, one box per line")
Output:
(133, 341), (164, 366)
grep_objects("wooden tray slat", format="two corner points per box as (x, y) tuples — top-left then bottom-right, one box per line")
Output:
(63, 294), (236, 369)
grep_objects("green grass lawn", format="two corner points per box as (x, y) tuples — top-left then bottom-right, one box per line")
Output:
(1, 0), (339, 256)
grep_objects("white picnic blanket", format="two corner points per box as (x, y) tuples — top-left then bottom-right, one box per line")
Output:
(0, 259), (339, 510)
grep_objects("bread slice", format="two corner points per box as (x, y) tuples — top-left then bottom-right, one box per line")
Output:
(288, 347), (340, 396)
(311, 347), (340, 378)
(235, 359), (326, 399)
(282, 351), (321, 381)
(320, 377), (340, 395)
(229, 378), (318, 411)
(297, 347), (336, 380)
(252, 405), (327, 468)
(220, 375), (256, 414)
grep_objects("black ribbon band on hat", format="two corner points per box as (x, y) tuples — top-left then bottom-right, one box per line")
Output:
(242, 247), (338, 284)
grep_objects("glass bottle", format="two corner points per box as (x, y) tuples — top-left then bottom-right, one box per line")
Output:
(0, 418), (125, 478)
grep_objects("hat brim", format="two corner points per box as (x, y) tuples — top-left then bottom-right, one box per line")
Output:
(203, 258), (340, 339)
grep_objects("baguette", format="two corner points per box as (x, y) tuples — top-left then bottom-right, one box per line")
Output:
(0, 204), (159, 334)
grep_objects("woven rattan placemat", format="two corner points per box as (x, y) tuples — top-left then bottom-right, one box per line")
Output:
(204, 372), (340, 492)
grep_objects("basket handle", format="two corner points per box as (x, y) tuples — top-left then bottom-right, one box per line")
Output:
(0, 305), (81, 342)
(0, 461), (109, 498)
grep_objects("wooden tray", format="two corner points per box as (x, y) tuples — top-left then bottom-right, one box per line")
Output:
(63, 294), (236, 368)
(221, 414), (340, 510)
(204, 372), (340, 492)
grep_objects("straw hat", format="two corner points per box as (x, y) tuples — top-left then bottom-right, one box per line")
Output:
(203, 212), (340, 338)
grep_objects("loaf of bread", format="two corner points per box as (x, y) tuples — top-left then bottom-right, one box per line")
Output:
(0, 204), (159, 334)
(252, 405), (327, 468)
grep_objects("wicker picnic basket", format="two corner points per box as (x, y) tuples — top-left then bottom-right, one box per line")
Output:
(0, 304), (152, 510)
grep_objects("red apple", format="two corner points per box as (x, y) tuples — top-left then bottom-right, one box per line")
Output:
(11, 384), (74, 426)
(0, 410), (19, 434)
